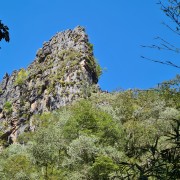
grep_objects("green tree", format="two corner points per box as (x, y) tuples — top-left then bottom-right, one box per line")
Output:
(30, 128), (59, 179)
(0, 144), (36, 180)
(91, 156), (119, 180)
(63, 100), (123, 146)
(66, 135), (99, 165)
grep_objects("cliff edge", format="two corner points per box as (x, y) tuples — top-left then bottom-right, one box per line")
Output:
(0, 26), (101, 143)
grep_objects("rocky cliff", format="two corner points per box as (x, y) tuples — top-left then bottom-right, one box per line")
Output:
(0, 26), (101, 144)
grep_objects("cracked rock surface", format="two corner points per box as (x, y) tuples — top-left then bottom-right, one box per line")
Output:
(0, 26), (101, 143)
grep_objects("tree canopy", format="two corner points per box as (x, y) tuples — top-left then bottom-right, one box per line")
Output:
(0, 78), (179, 179)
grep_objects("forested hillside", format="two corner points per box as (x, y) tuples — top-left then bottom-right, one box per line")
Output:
(0, 75), (179, 179)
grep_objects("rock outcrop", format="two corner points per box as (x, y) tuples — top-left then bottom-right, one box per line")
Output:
(0, 26), (101, 144)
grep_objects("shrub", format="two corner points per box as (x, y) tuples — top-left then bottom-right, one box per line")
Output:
(0, 88), (3, 94)
(3, 101), (12, 114)
(14, 69), (28, 86)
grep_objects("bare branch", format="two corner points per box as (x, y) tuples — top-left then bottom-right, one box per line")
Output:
(159, 0), (180, 33)
(141, 1), (180, 68)
(141, 56), (180, 68)
(162, 22), (180, 36)
(141, 36), (180, 53)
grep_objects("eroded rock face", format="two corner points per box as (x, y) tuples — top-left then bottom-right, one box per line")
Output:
(0, 26), (100, 143)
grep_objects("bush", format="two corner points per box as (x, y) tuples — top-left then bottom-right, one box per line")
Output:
(3, 101), (12, 114)
(14, 69), (28, 86)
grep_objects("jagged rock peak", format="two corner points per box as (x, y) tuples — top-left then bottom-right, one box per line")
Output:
(0, 26), (101, 143)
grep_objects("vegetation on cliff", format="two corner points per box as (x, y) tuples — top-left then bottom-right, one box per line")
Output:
(1, 1), (180, 179)
(0, 6), (180, 177)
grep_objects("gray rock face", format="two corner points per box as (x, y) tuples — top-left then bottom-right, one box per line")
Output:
(0, 26), (100, 143)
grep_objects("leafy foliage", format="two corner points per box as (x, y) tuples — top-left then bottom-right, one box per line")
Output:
(0, 20), (9, 43)
(3, 101), (12, 115)
(14, 69), (28, 86)
(0, 76), (180, 179)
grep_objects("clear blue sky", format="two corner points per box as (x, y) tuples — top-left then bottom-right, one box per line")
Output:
(0, 0), (179, 91)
